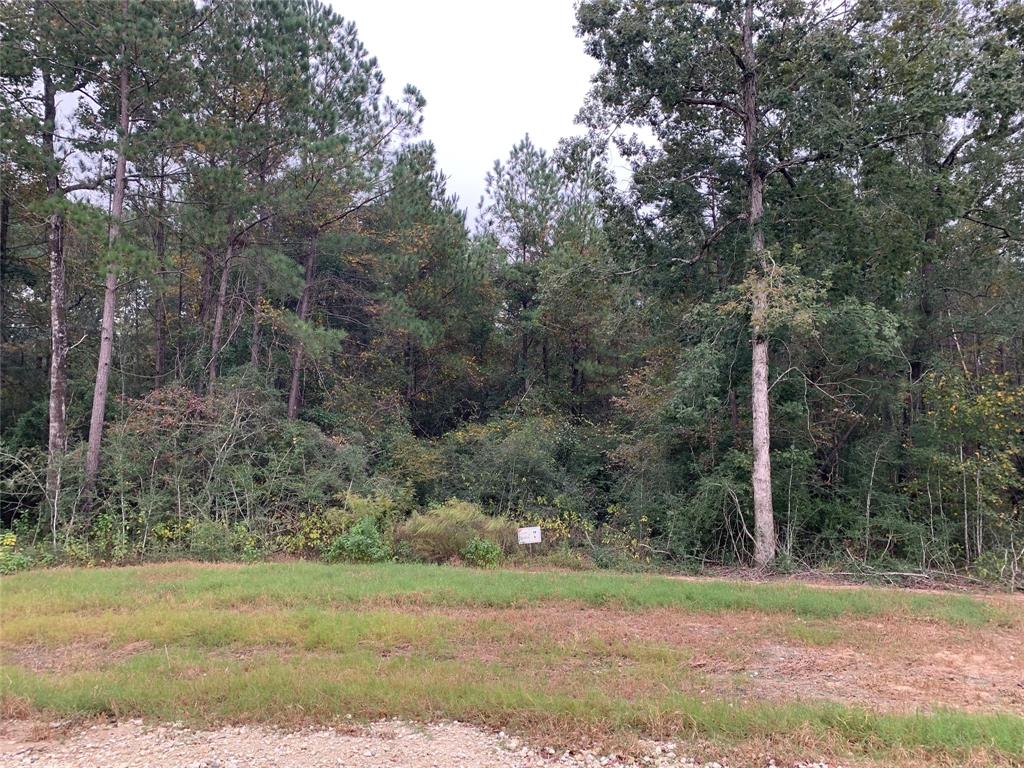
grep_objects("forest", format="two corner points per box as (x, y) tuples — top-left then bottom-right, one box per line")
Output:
(1, 0), (1023, 582)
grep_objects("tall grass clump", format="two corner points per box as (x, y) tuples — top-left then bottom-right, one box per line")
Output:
(398, 500), (516, 563)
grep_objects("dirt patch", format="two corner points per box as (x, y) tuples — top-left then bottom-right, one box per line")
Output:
(1, 640), (153, 674)
(436, 606), (1024, 715)
(2, 716), (1018, 768)
(0, 717), (708, 768)
(660, 566), (1024, 598)
(4, 602), (1021, 719)
(0, 716), (984, 768)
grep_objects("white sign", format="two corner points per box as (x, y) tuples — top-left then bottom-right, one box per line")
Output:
(517, 526), (542, 545)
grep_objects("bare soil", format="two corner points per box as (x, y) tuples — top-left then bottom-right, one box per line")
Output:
(3, 575), (1021, 767)
(0, 716), (866, 768)
(6, 604), (1023, 715)
(438, 606), (1024, 715)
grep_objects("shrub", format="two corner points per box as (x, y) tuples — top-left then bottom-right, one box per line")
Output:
(534, 545), (591, 571)
(0, 532), (31, 574)
(325, 516), (391, 563)
(278, 492), (406, 556)
(398, 499), (515, 563)
(189, 520), (233, 562)
(91, 381), (369, 557)
(461, 537), (503, 568)
(590, 544), (648, 573)
(432, 415), (614, 523)
(230, 523), (265, 562)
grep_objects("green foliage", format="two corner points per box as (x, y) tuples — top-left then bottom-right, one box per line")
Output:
(189, 521), (233, 562)
(460, 537), (503, 568)
(324, 516), (391, 563)
(589, 545), (645, 573)
(0, 532), (32, 574)
(3, 563), (1020, 763)
(529, 545), (591, 571)
(78, 381), (368, 561)
(1, 0), (1022, 577)
(398, 499), (516, 563)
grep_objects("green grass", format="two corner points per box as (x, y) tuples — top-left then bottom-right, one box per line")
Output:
(2, 561), (1021, 765)
(0, 560), (1006, 625)
(783, 620), (846, 647)
(5, 653), (1024, 756)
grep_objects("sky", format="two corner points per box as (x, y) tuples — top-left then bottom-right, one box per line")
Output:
(329, 0), (598, 219)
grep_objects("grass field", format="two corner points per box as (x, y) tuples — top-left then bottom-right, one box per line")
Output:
(2, 562), (1022, 767)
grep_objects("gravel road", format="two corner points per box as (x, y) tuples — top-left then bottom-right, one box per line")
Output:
(0, 718), (836, 768)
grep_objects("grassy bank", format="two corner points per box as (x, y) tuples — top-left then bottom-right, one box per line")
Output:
(0, 560), (1008, 624)
(2, 562), (1021, 766)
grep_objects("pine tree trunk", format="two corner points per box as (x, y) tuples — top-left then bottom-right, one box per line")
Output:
(287, 235), (317, 418)
(82, 45), (129, 514)
(208, 241), (233, 391)
(199, 249), (214, 324)
(153, 167), (168, 386)
(175, 234), (185, 380)
(520, 311), (530, 391)
(741, 0), (775, 567)
(1, 191), (9, 267)
(249, 279), (262, 367)
(42, 69), (67, 539)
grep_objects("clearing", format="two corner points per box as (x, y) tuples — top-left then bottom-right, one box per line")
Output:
(1, 562), (1022, 767)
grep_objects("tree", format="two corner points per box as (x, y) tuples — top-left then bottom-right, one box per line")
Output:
(1, 0), (1020, 574)
(578, 0), (861, 564)
(80, 0), (197, 513)
(480, 135), (567, 395)
(281, 13), (419, 419)
(2, 0), (115, 531)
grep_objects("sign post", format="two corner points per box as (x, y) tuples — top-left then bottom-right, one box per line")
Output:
(517, 525), (542, 556)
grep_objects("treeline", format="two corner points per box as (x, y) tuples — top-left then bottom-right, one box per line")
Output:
(1, 0), (1022, 578)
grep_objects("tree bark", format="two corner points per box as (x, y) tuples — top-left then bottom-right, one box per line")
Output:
(199, 249), (214, 324)
(208, 240), (233, 391)
(1, 189), (9, 268)
(153, 165), (168, 386)
(741, 0), (775, 567)
(82, 29), (130, 513)
(249, 279), (262, 367)
(42, 69), (68, 539)
(287, 234), (318, 418)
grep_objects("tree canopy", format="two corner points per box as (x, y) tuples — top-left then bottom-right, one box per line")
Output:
(1, 0), (1022, 578)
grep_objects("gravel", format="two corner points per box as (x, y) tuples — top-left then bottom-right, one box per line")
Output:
(0, 718), (839, 768)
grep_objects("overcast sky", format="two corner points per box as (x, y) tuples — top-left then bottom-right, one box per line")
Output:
(329, 0), (598, 218)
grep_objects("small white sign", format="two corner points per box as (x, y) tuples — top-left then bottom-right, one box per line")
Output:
(517, 526), (542, 545)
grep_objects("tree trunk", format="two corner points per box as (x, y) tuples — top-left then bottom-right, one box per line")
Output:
(900, 139), (941, 481)
(82, 43), (129, 514)
(249, 279), (262, 367)
(153, 165), (168, 386)
(208, 240), (233, 391)
(1, 190), (9, 267)
(741, 0), (775, 567)
(287, 234), (318, 418)
(199, 249), (214, 324)
(175, 228), (185, 379)
(42, 69), (68, 539)
(519, 301), (530, 392)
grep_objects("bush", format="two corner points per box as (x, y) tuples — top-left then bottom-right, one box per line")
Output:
(529, 545), (591, 571)
(324, 516), (391, 563)
(398, 499), (515, 563)
(278, 492), (406, 556)
(0, 532), (31, 574)
(461, 537), (502, 568)
(590, 544), (648, 573)
(189, 520), (233, 562)
(92, 381), (368, 557)
(432, 415), (614, 523)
